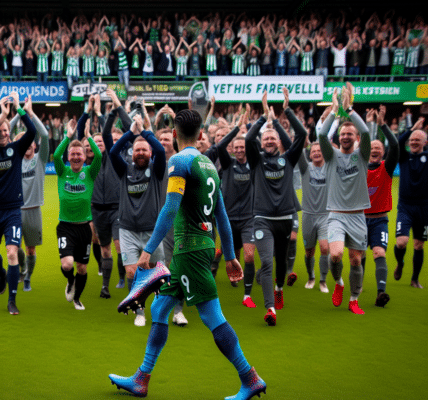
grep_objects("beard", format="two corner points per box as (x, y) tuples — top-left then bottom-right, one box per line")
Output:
(133, 155), (150, 169)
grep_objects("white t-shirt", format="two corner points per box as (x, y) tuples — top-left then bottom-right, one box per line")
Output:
(331, 47), (347, 67)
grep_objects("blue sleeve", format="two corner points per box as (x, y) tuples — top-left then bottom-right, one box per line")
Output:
(144, 192), (183, 254)
(245, 116), (266, 169)
(77, 112), (89, 141)
(214, 191), (235, 261)
(102, 111), (116, 153)
(141, 130), (166, 180)
(398, 129), (412, 163)
(109, 130), (133, 177)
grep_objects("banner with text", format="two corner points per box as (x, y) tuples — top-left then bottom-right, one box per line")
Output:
(0, 82), (68, 103)
(127, 81), (209, 103)
(323, 82), (428, 103)
(70, 82), (127, 101)
(209, 76), (324, 102)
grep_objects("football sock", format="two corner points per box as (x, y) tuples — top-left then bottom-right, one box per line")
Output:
(61, 267), (75, 287)
(305, 256), (315, 280)
(349, 264), (363, 297)
(17, 247), (26, 272)
(375, 257), (387, 292)
(361, 256), (366, 275)
(286, 240), (297, 275)
(329, 256), (344, 282)
(412, 249), (424, 282)
(394, 245), (406, 267)
(26, 255), (36, 280)
(319, 255), (329, 282)
(212, 322), (251, 376)
(74, 273), (87, 301)
(92, 243), (102, 268)
(7, 264), (19, 302)
(117, 255), (125, 280)
(102, 257), (113, 288)
(243, 262), (255, 296)
(140, 322), (168, 374)
(127, 277), (133, 291)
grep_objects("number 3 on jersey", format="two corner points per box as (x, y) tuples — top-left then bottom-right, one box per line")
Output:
(203, 177), (216, 216)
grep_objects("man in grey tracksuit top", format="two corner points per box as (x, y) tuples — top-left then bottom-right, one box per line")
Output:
(245, 89), (306, 326)
(318, 84), (370, 315)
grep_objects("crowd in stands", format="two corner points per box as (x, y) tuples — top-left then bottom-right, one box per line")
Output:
(0, 10), (428, 87)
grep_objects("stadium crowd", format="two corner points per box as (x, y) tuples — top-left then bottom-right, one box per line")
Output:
(0, 10), (427, 86)
(0, 80), (427, 325)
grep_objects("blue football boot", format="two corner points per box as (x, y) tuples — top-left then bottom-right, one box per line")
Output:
(225, 367), (267, 400)
(117, 261), (171, 314)
(109, 369), (151, 397)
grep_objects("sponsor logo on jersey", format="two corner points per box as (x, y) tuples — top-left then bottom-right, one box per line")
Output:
(7, 148), (14, 157)
(234, 173), (250, 181)
(309, 176), (326, 186)
(64, 182), (86, 193)
(128, 182), (149, 194)
(0, 160), (12, 170)
(22, 169), (36, 179)
(198, 161), (216, 171)
(199, 222), (213, 232)
(368, 186), (378, 197)
(265, 169), (284, 179)
(336, 165), (358, 179)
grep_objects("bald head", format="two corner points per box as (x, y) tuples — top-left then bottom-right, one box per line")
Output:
(409, 130), (427, 154)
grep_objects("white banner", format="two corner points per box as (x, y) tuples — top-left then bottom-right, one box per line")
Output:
(208, 76), (324, 102)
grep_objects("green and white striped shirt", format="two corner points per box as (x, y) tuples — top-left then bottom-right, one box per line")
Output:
(118, 51), (128, 70)
(232, 54), (245, 75)
(246, 57), (260, 76)
(96, 56), (110, 75)
(206, 54), (217, 72)
(82, 54), (95, 73)
(37, 53), (49, 73)
(392, 48), (406, 66)
(301, 51), (314, 72)
(66, 56), (80, 77)
(405, 45), (420, 68)
(176, 55), (188, 76)
(51, 50), (64, 72)
(131, 54), (140, 69)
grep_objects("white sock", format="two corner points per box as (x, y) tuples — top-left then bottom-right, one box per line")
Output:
(243, 295), (250, 301)
(275, 285), (283, 291)
(336, 278), (344, 287)
(350, 295), (359, 301)
(268, 307), (276, 315)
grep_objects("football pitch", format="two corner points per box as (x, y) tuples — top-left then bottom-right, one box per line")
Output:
(1, 176), (427, 400)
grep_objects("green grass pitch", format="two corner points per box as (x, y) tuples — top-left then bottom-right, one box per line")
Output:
(1, 176), (427, 400)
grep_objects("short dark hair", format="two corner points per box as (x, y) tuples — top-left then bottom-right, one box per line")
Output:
(174, 109), (202, 139)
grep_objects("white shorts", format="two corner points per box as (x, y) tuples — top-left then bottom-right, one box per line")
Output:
(119, 228), (165, 266)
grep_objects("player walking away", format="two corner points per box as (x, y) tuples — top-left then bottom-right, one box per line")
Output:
(362, 105), (399, 306)
(394, 116), (428, 289)
(109, 114), (166, 326)
(217, 111), (257, 308)
(318, 83), (371, 315)
(246, 89), (307, 326)
(109, 109), (266, 400)
(298, 141), (330, 293)
(54, 119), (102, 310)
(10, 95), (49, 292)
(0, 92), (36, 315)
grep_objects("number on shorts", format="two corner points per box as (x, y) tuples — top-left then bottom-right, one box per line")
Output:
(58, 237), (67, 249)
(12, 226), (21, 240)
(86, 245), (91, 256)
(381, 232), (388, 245)
(181, 274), (190, 293)
(424, 226), (428, 239)
(203, 177), (215, 216)
(396, 222), (401, 233)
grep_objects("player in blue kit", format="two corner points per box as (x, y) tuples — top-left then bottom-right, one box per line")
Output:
(0, 92), (36, 315)
(109, 109), (266, 400)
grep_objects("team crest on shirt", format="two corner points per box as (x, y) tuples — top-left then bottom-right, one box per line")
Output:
(79, 172), (85, 180)
(7, 148), (14, 157)
(421, 155), (427, 163)
(122, 253), (127, 262)
(351, 154), (358, 162)
(278, 157), (286, 167)
(30, 158), (37, 169)
(145, 169), (151, 178)
(255, 230), (264, 240)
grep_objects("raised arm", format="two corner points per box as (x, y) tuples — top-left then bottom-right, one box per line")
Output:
(54, 120), (76, 177)
(377, 105), (399, 177)
(318, 88), (338, 161)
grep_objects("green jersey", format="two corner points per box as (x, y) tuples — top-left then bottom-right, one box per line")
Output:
(54, 137), (102, 222)
(169, 149), (220, 254)
(37, 53), (49, 73)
